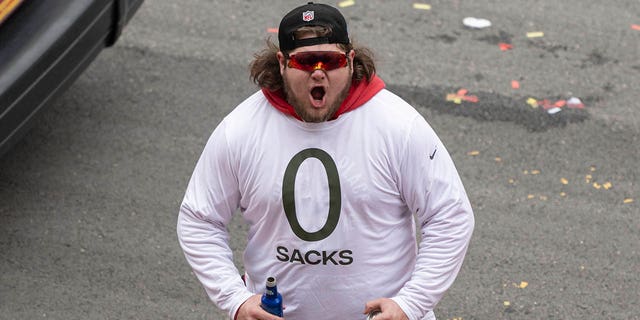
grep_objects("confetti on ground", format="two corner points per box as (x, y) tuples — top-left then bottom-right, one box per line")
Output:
(338, 0), (355, 7)
(590, 166), (597, 172)
(526, 31), (545, 38)
(531, 170), (540, 175)
(517, 281), (528, 289)
(467, 150), (480, 156)
(585, 174), (592, 183)
(499, 42), (513, 51)
(511, 80), (520, 89)
(567, 97), (585, 109)
(547, 107), (562, 114)
(267, 27), (278, 33)
(527, 194), (535, 199)
(503, 301), (511, 307)
(526, 97), (538, 108)
(543, 99), (565, 109)
(495, 157), (502, 162)
(413, 3), (432, 10)
(462, 17), (492, 29)
(561, 178), (569, 185)
(632, 24), (640, 31)
(624, 198), (634, 204)
(560, 192), (567, 197)
(603, 182), (612, 190)
(593, 182), (602, 189)
(446, 89), (479, 104)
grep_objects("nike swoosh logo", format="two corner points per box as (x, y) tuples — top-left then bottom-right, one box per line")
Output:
(429, 148), (437, 160)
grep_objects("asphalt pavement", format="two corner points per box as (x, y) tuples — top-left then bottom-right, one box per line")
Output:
(1, 1), (638, 319)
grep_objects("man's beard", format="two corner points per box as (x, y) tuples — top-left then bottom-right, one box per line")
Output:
(283, 77), (351, 123)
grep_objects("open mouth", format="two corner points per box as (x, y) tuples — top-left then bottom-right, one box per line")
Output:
(311, 86), (325, 101)
(309, 86), (326, 107)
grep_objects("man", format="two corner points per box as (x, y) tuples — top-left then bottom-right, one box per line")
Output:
(177, 2), (474, 320)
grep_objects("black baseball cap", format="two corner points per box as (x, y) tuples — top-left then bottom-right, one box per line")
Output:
(278, 2), (350, 52)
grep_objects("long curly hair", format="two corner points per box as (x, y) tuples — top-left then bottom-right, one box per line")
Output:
(249, 26), (377, 92)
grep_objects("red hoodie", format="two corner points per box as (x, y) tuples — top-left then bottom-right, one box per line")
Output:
(262, 75), (385, 121)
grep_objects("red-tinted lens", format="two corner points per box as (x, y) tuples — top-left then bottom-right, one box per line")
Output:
(287, 51), (347, 71)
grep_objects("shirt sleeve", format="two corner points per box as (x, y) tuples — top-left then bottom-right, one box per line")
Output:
(176, 121), (254, 319)
(391, 116), (475, 320)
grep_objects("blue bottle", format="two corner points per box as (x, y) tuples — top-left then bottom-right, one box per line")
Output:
(260, 276), (283, 317)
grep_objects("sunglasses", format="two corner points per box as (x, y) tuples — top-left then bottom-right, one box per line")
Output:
(286, 51), (348, 72)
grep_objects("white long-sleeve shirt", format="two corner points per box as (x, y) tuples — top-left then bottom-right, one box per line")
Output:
(177, 89), (474, 320)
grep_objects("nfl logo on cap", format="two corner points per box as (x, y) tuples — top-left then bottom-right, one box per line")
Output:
(302, 10), (314, 22)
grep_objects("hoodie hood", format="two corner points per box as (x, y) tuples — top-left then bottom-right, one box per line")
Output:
(262, 75), (385, 121)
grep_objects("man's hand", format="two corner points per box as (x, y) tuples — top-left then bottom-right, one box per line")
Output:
(363, 298), (409, 320)
(235, 294), (284, 320)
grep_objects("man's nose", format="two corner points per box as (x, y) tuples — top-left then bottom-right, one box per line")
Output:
(310, 68), (326, 80)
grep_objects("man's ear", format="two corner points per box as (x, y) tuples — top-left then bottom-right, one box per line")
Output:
(277, 51), (286, 75)
(348, 49), (356, 75)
